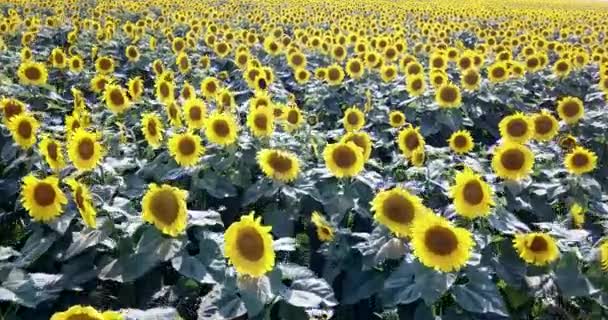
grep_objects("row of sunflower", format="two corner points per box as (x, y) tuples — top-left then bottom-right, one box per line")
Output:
(0, 0), (608, 319)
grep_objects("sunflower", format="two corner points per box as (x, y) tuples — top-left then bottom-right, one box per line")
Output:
(410, 147), (426, 167)
(448, 130), (474, 154)
(152, 59), (164, 75)
(323, 141), (364, 178)
(326, 64), (345, 86)
(95, 56), (115, 74)
(380, 64), (398, 83)
(283, 106), (304, 131)
(564, 146), (597, 175)
(570, 203), (585, 228)
(142, 183), (188, 237)
(461, 69), (481, 91)
(314, 67), (327, 80)
(225, 212), (275, 277)
(410, 213), (474, 272)
(90, 74), (113, 94)
(389, 110), (406, 128)
(181, 81), (196, 101)
(165, 102), (183, 127)
(168, 132), (204, 167)
(532, 110), (559, 141)
(155, 80), (175, 104)
(513, 232), (559, 266)
(449, 167), (494, 219)
(435, 83), (462, 108)
(127, 77), (144, 101)
(553, 58), (571, 78)
(68, 55), (84, 73)
(558, 134), (578, 151)
(21, 175), (67, 222)
(600, 241), (608, 271)
(406, 74), (426, 97)
(205, 112), (238, 146)
(17, 61), (48, 86)
(8, 113), (39, 149)
(247, 107), (275, 138)
(0, 98), (25, 126)
(557, 96), (584, 124)
(141, 113), (164, 149)
(492, 142), (535, 180)
(488, 62), (509, 83)
(65, 178), (96, 228)
(346, 57), (365, 79)
(341, 131), (372, 161)
(50, 305), (105, 320)
(371, 187), (426, 237)
(103, 84), (131, 114)
(311, 211), (334, 242)
(176, 52), (190, 73)
(39, 136), (65, 171)
(287, 51), (307, 69)
(397, 126), (425, 157)
(183, 98), (208, 130)
(125, 45), (140, 62)
(343, 107), (365, 132)
(200, 77), (220, 99)
(257, 148), (300, 182)
(499, 113), (533, 144)
(67, 129), (104, 171)
(294, 68), (310, 85)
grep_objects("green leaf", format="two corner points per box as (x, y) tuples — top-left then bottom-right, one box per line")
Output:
(171, 253), (216, 284)
(62, 229), (105, 261)
(188, 209), (223, 227)
(242, 179), (279, 205)
(452, 267), (508, 317)
(341, 269), (386, 304)
(555, 252), (599, 298)
(198, 286), (247, 320)
(123, 307), (181, 319)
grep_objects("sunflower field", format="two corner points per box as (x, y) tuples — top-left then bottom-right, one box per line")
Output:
(2, 0), (608, 319)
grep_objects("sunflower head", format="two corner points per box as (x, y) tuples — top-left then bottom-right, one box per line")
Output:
(50, 48), (67, 68)
(406, 74), (427, 97)
(246, 103), (275, 135)
(570, 203), (585, 228)
(142, 183), (188, 237)
(65, 178), (97, 228)
(499, 113), (533, 144)
(200, 77), (220, 98)
(103, 84), (131, 114)
(168, 132), (204, 167)
(165, 102), (183, 128)
(127, 77), (144, 101)
(323, 141), (365, 178)
(205, 112), (239, 146)
(50, 305), (106, 320)
(8, 113), (39, 149)
(183, 98), (208, 130)
(21, 175), (67, 222)
(410, 213), (474, 272)
(553, 58), (571, 77)
(448, 130), (474, 154)
(95, 56), (115, 74)
(513, 232), (559, 266)
(488, 62), (508, 83)
(326, 64), (345, 86)
(380, 64), (398, 83)
(599, 242), (608, 271)
(531, 110), (559, 141)
(67, 129), (104, 171)
(257, 149), (300, 183)
(564, 146), (597, 175)
(283, 106), (304, 132)
(461, 69), (481, 91)
(215, 88), (236, 112)
(341, 131), (372, 161)
(68, 55), (84, 73)
(225, 212), (275, 277)
(141, 113), (164, 149)
(491, 142), (535, 181)
(155, 79), (175, 104)
(343, 107), (365, 132)
(39, 136), (65, 171)
(557, 96), (584, 124)
(372, 187), (426, 237)
(17, 61), (48, 86)
(90, 74), (113, 94)
(397, 126), (425, 157)
(311, 211), (334, 242)
(125, 45), (140, 62)
(1, 98), (26, 126)
(449, 167), (494, 219)
(435, 83), (462, 108)
(346, 58), (365, 79)
(389, 110), (406, 128)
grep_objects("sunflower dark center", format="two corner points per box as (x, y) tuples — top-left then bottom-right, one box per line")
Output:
(464, 72), (479, 85)
(150, 190), (179, 225)
(292, 55), (303, 66)
(4, 101), (22, 120)
(528, 236), (548, 252)
(463, 180), (484, 205)
(562, 101), (580, 118)
(99, 58), (111, 70)
(506, 119), (527, 137)
(383, 193), (415, 224)
(332, 145), (357, 168)
(453, 135), (468, 148)
(404, 132), (420, 150)
(287, 110), (299, 124)
(128, 47), (137, 57)
(75, 187), (85, 210)
(491, 67), (505, 79)
(432, 57), (444, 68)
(47, 142), (58, 160)
(268, 152), (293, 173)
(212, 120), (230, 137)
(391, 113), (403, 124)
(328, 68), (340, 81)
(254, 113), (269, 130)
(350, 62), (361, 73)
(147, 121), (157, 136)
(17, 120), (32, 138)
(424, 226), (458, 256)
(109, 89), (125, 106)
(160, 83), (170, 97)
(25, 66), (41, 80)
(77, 138), (95, 160)
(34, 182), (56, 206)
(257, 78), (267, 90)
(189, 106), (202, 121)
(411, 79), (422, 90)
(346, 112), (360, 125)
(237, 227), (264, 261)
(408, 64), (421, 74)
(440, 87), (458, 103)
(534, 116), (553, 134)
(459, 58), (471, 69)
(205, 81), (217, 93)
(556, 61), (568, 72)
(500, 149), (525, 171)
(178, 137), (195, 155)
(571, 153), (589, 167)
